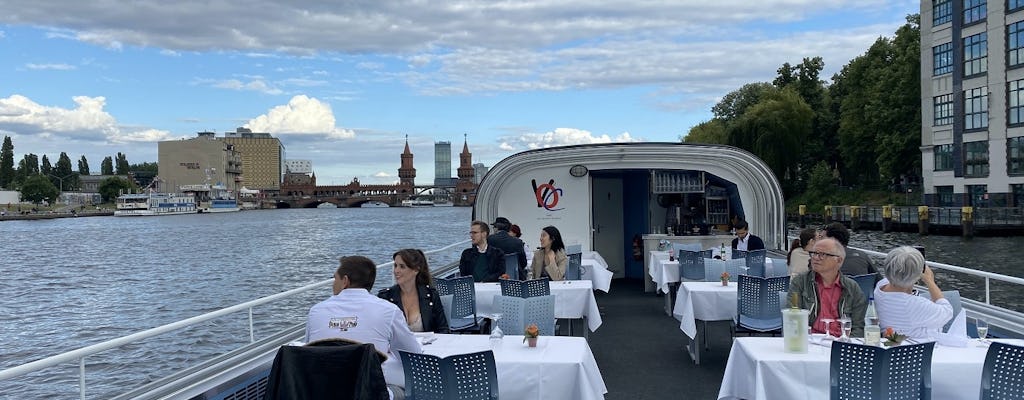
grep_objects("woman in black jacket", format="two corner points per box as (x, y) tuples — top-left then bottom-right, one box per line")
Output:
(377, 248), (449, 333)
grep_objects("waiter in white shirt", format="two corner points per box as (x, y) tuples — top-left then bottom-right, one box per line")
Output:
(730, 220), (765, 251)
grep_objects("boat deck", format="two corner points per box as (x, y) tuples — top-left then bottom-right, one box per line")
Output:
(589, 278), (730, 399)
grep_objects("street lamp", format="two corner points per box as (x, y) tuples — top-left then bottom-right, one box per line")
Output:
(46, 173), (77, 204)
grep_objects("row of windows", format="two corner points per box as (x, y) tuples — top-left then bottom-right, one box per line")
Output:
(933, 138), (1024, 176)
(927, 81), (1024, 127)
(930, 18), (1024, 76)
(934, 184), (1024, 207)
(933, 1), (1024, 26)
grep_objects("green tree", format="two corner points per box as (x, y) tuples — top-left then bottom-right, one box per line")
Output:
(15, 153), (39, 187)
(874, 16), (922, 183)
(51, 152), (80, 191)
(101, 156), (114, 175)
(20, 174), (59, 204)
(78, 155), (90, 176)
(726, 88), (813, 197)
(115, 152), (129, 175)
(0, 136), (14, 189)
(98, 177), (134, 202)
(41, 155), (52, 177)
(683, 119), (728, 144)
(712, 83), (779, 123)
(129, 161), (159, 174)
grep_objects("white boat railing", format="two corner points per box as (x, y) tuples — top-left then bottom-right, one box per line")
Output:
(0, 239), (470, 399)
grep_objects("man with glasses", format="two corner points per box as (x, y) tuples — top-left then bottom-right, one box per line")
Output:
(458, 220), (505, 282)
(786, 237), (867, 337)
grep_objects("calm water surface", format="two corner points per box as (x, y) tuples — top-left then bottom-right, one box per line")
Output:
(1, 207), (470, 399)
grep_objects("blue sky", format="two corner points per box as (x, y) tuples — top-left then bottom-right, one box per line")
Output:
(0, 1), (919, 185)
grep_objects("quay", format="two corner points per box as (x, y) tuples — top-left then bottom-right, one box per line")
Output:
(0, 210), (114, 221)
(791, 205), (1024, 236)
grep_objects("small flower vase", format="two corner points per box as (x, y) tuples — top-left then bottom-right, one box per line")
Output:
(721, 279), (728, 286)
(527, 337), (538, 347)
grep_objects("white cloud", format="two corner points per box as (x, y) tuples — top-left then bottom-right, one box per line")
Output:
(499, 127), (640, 151)
(25, 63), (76, 70)
(373, 171), (392, 178)
(211, 78), (283, 95)
(245, 95), (355, 139)
(0, 94), (173, 144)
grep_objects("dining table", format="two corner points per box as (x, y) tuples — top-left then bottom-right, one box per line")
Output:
(416, 333), (608, 400)
(672, 281), (738, 364)
(717, 337), (1024, 400)
(581, 251), (614, 293)
(474, 280), (603, 333)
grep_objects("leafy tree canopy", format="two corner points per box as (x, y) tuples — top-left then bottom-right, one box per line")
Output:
(98, 177), (135, 202)
(20, 174), (59, 204)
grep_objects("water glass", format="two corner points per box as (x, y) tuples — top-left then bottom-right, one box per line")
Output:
(840, 315), (852, 342)
(976, 318), (989, 339)
(821, 318), (835, 339)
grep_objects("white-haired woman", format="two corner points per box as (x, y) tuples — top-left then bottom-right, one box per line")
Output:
(873, 246), (954, 340)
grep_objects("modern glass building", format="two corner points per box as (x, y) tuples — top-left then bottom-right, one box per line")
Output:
(434, 141), (452, 186)
(921, 0), (1024, 207)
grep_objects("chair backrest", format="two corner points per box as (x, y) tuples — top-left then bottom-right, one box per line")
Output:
(830, 341), (935, 400)
(499, 278), (524, 298)
(744, 249), (767, 277)
(401, 350), (499, 400)
(766, 257), (790, 277)
(264, 341), (388, 400)
(439, 294), (454, 325)
(736, 275), (790, 332)
(493, 294), (556, 336)
(435, 278), (452, 296)
(503, 253), (520, 280)
(677, 249), (706, 281)
(565, 245), (583, 280)
(851, 273), (878, 301)
(525, 278), (551, 297)
(707, 259), (747, 282)
(732, 249), (748, 260)
(439, 276), (477, 320)
(916, 289), (962, 333)
(980, 342), (1024, 400)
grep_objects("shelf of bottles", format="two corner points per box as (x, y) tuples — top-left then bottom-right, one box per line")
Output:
(651, 170), (704, 194)
(706, 185), (730, 226)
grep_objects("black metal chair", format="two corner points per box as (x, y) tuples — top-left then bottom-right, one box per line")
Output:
(677, 249), (706, 281)
(734, 275), (790, 335)
(435, 276), (484, 333)
(401, 350), (499, 400)
(830, 341), (935, 400)
(980, 342), (1024, 399)
(499, 277), (550, 298)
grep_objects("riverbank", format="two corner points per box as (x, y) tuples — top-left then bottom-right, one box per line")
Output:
(0, 210), (114, 221)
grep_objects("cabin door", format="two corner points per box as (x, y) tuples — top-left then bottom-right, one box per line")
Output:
(592, 177), (624, 278)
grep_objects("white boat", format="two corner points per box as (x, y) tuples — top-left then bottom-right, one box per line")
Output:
(401, 199), (434, 207)
(113, 193), (197, 216)
(433, 200), (454, 207)
(361, 200), (390, 208)
(316, 202), (338, 208)
(183, 184), (241, 213)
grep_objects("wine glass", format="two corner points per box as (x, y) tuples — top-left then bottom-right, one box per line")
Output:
(840, 315), (852, 342)
(821, 318), (835, 340)
(976, 318), (989, 341)
(489, 313), (504, 348)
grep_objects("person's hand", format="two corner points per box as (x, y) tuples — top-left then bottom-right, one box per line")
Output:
(545, 250), (556, 266)
(920, 265), (936, 285)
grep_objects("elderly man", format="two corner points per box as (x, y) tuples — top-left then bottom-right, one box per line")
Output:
(787, 237), (867, 337)
(487, 216), (528, 279)
(306, 255), (422, 400)
(458, 220), (505, 282)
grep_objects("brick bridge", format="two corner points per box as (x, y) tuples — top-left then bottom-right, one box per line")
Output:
(270, 175), (475, 208)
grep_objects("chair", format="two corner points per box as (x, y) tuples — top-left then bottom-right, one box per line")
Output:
(744, 249), (767, 277)
(830, 341), (935, 400)
(734, 275), (790, 334)
(980, 342), (1024, 399)
(918, 289), (962, 333)
(765, 258), (790, 277)
(704, 258), (747, 282)
(732, 249), (748, 260)
(401, 350), (499, 400)
(499, 277), (550, 298)
(677, 249), (706, 281)
(439, 294), (454, 326)
(851, 273), (878, 300)
(264, 339), (388, 400)
(494, 294), (556, 336)
(436, 276), (485, 333)
(503, 253), (520, 280)
(565, 245), (582, 280)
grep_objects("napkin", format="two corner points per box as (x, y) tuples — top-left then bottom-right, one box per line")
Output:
(934, 309), (969, 347)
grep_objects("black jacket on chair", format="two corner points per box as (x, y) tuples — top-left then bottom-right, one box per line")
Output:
(377, 284), (450, 333)
(263, 340), (388, 400)
(488, 230), (528, 279)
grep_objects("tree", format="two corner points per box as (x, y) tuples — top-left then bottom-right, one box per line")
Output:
(683, 119), (728, 144)
(101, 156), (114, 175)
(115, 152), (129, 175)
(98, 177), (134, 202)
(78, 155), (90, 176)
(0, 136), (14, 189)
(129, 161), (158, 174)
(52, 152), (80, 191)
(41, 154), (52, 177)
(874, 16), (922, 183)
(15, 153), (39, 188)
(726, 88), (814, 197)
(711, 83), (779, 123)
(20, 174), (59, 204)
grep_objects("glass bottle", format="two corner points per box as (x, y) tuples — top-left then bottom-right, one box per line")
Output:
(489, 314), (504, 348)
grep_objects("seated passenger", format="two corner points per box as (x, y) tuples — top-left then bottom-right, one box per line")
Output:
(787, 228), (816, 278)
(787, 237), (867, 337)
(378, 249), (449, 333)
(458, 220), (505, 282)
(874, 246), (954, 341)
(530, 225), (568, 281)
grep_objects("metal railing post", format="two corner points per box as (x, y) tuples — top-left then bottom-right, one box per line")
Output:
(249, 307), (255, 343)
(986, 278), (991, 304)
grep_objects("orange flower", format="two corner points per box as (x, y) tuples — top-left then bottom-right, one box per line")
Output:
(523, 323), (540, 342)
(884, 327), (894, 338)
(882, 327), (907, 346)
(500, 273), (510, 280)
(720, 272), (731, 281)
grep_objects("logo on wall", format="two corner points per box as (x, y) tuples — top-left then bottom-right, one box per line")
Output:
(531, 178), (564, 211)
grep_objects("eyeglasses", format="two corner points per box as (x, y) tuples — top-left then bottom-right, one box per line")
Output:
(808, 251), (840, 260)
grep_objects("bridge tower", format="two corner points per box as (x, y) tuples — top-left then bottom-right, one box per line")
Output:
(455, 135), (476, 204)
(398, 135), (416, 186)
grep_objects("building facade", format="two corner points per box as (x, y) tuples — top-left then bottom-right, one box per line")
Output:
(472, 163), (488, 184)
(222, 127), (286, 192)
(434, 141), (452, 186)
(921, 0), (1024, 207)
(158, 132), (242, 192)
(285, 159), (312, 174)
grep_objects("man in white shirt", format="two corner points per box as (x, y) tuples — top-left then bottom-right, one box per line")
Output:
(306, 255), (422, 400)
(730, 220), (765, 251)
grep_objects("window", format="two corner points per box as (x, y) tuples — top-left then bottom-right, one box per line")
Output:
(964, 32), (988, 77)
(1010, 80), (1024, 125)
(964, 87), (989, 130)
(936, 186), (955, 206)
(1011, 22), (1024, 67)
(935, 0), (953, 25)
(934, 94), (954, 126)
(1012, 184), (1024, 207)
(1009, 136), (1024, 174)
(1011, 0), (1024, 12)
(964, 0), (987, 25)
(964, 141), (990, 177)
(966, 184), (988, 206)
(934, 43), (954, 75)
(934, 144), (955, 170)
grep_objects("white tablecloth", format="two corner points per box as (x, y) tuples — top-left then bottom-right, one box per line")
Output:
(581, 254), (613, 293)
(718, 337), (1022, 400)
(474, 281), (603, 332)
(673, 282), (739, 339)
(648, 251), (676, 294)
(422, 334), (607, 400)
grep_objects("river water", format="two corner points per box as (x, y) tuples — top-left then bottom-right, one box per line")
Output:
(1, 208), (1021, 398)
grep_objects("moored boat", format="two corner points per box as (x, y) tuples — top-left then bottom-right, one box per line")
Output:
(401, 199), (434, 207)
(361, 200), (390, 208)
(113, 193), (198, 216)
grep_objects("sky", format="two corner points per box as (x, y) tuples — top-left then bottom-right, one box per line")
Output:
(0, 1), (919, 185)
